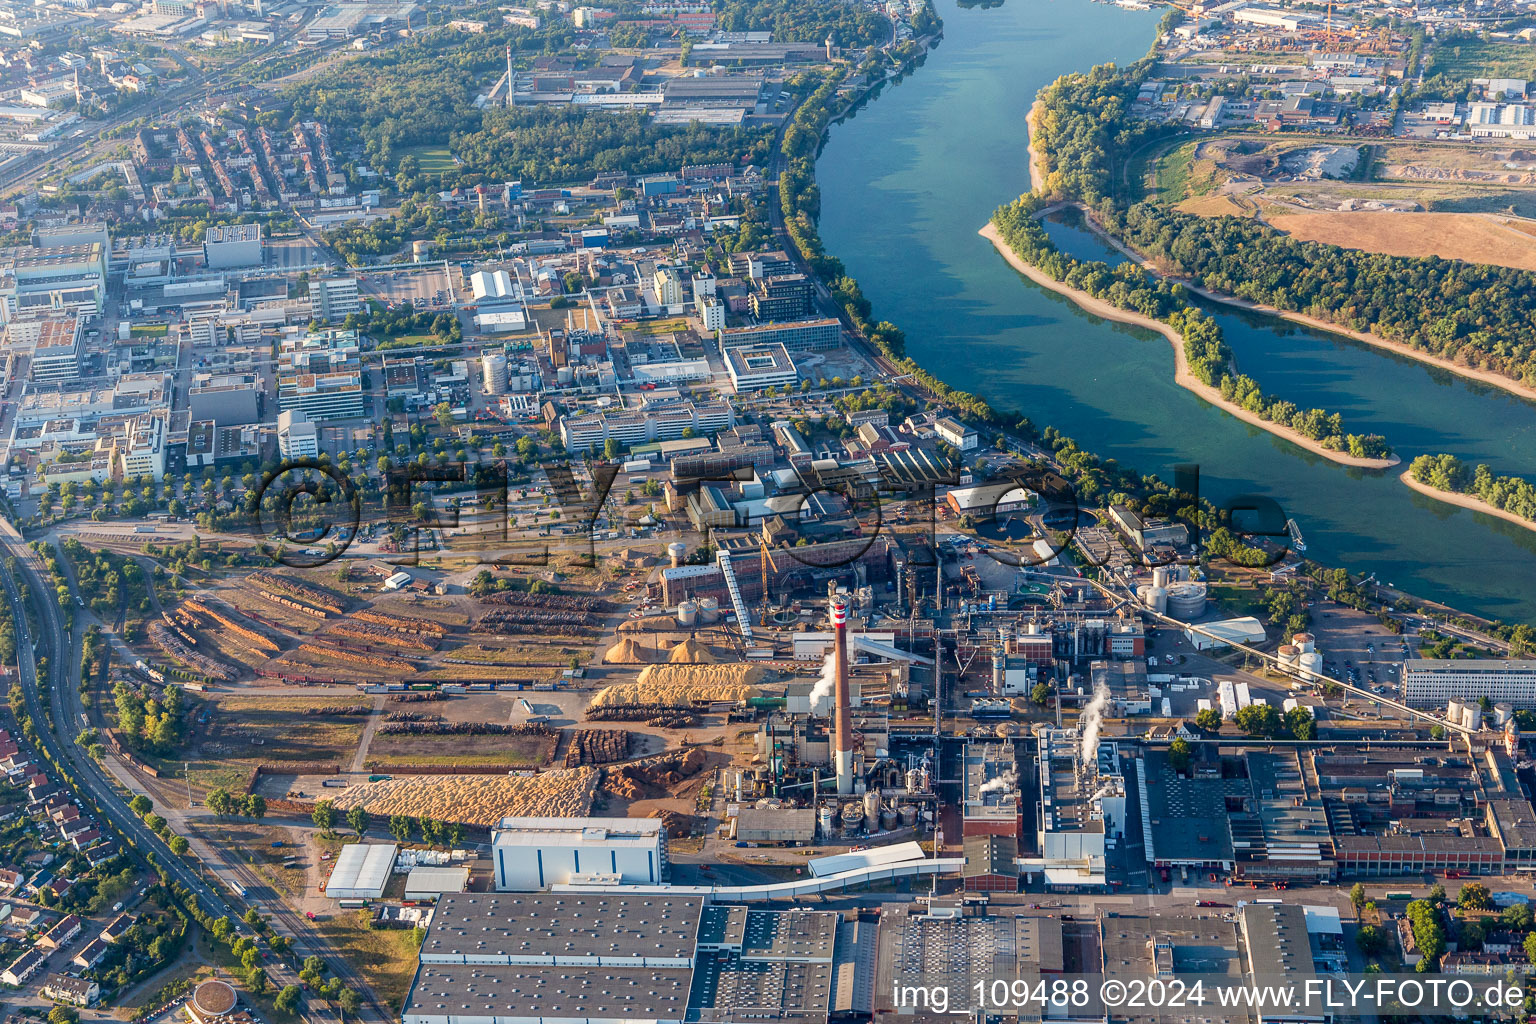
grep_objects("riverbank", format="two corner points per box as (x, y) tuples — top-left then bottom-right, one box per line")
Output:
(1064, 202), (1536, 409)
(979, 220), (1400, 470)
(1400, 470), (1536, 537)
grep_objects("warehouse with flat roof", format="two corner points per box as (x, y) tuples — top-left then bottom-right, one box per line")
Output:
(324, 843), (398, 899)
(421, 892), (703, 966)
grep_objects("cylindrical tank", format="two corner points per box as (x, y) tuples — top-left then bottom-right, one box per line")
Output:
(863, 789), (882, 832)
(1292, 633), (1315, 654)
(667, 542), (687, 567)
(1446, 698), (1466, 728)
(1137, 585), (1168, 615)
(880, 808), (898, 831)
(995, 721), (1019, 738)
(676, 600), (698, 627)
(411, 239), (432, 261)
(556, 365), (575, 385)
(698, 597), (720, 623)
(1152, 566), (1172, 589)
(899, 804), (919, 827)
(1494, 703), (1514, 728)
(841, 802), (864, 831)
(991, 648), (1006, 688)
(1298, 650), (1324, 682)
(1464, 702), (1484, 731)
(818, 805), (837, 837)
(1166, 582), (1207, 620)
(1277, 645), (1300, 670)
(482, 353), (508, 395)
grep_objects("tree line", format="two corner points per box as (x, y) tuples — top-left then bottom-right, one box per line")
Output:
(1409, 453), (1536, 523)
(991, 195), (1392, 459)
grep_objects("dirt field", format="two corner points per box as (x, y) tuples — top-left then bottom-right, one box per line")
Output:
(364, 731), (558, 769)
(190, 695), (369, 765)
(1266, 211), (1536, 270)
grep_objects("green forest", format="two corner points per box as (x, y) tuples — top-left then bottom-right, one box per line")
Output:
(1409, 453), (1536, 523)
(991, 194), (1392, 460)
(1024, 51), (1536, 390)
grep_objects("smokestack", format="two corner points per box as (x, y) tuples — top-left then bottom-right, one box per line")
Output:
(506, 44), (514, 109)
(832, 596), (854, 796)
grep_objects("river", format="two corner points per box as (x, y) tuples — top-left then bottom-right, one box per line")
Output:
(815, 0), (1536, 623)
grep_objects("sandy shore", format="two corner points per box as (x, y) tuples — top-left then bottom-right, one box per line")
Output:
(1400, 470), (1536, 536)
(979, 221), (1401, 470)
(1025, 100), (1045, 194)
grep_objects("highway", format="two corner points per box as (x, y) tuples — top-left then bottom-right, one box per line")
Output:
(0, 537), (378, 1024)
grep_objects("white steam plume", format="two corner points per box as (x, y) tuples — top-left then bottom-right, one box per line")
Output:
(809, 653), (836, 717)
(1080, 679), (1112, 765)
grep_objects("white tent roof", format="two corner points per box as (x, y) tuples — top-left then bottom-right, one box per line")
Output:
(325, 842), (398, 898)
(808, 841), (927, 878)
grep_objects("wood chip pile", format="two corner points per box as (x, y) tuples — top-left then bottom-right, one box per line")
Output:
(327, 767), (599, 826)
(587, 664), (765, 707)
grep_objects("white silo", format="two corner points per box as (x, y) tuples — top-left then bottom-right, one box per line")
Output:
(1277, 645), (1300, 671)
(698, 597), (720, 623)
(818, 804), (837, 838)
(1152, 566), (1172, 589)
(667, 542), (687, 567)
(676, 600), (698, 627)
(1447, 698), (1466, 729)
(556, 365), (575, 385)
(1464, 702), (1484, 731)
(1292, 633), (1315, 654)
(482, 353), (508, 395)
(1137, 585), (1168, 615)
(1298, 650), (1324, 682)
(1494, 702), (1514, 728)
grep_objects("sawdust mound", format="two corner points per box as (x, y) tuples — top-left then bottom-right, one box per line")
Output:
(667, 637), (717, 664)
(589, 664), (764, 707)
(603, 638), (655, 664)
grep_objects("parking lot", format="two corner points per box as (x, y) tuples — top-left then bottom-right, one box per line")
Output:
(358, 266), (456, 309)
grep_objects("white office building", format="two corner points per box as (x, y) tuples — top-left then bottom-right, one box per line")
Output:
(277, 409), (320, 459)
(203, 223), (264, 269)
(1403, 659), (1536, 708)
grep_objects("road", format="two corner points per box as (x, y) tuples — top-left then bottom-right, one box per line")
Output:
(0, 537), (386, 1024)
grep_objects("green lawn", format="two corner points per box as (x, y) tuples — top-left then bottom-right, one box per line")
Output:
(398, 145), (457, 174)
(1153, 139), (1203, 204)
(130, 323), (169, 338)
(1426, 37), (1536, 79)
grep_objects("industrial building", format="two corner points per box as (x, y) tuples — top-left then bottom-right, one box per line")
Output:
(202, 223), (263, 269)
(719, 318), (841, 353)
(490, 817), (667, 889)
(404, 866), (470, 901)
(1402, 659), (1536, 707)
(324, 842), (398, 899)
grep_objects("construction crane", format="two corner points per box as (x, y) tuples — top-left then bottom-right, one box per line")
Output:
(759, 540), (779, 629)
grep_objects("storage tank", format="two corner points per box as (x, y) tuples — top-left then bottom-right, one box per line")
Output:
(818, 804), (837, 837)
(1447, 698), (1466, 728)
(864, 789), (882, 832)
(899, 804), (919, 828)
(667, 542), (687, 567)
(482, 353), (508, 395)
(1277, 644), (1300, 670)
(411, 239), (432, 261)
(1464, 702), (1484, 731)
(556, 365), (575, 385)
(676, 600), (698, 627)
(841, 802), (864, 832)
(1152, 566), (1172, 589)
(880, 808), (898, 831)
(1495, 702), (1514, 728)
(1137, 585), (1168, 615)
(905, 768), (929, 794)
(1298, 650), (1324, 682)
(698, 597), (720, 623)
(991, 648), (1007, 689)
(1165, 581), (1206, 620)
(1291, 633), (1315, 654)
